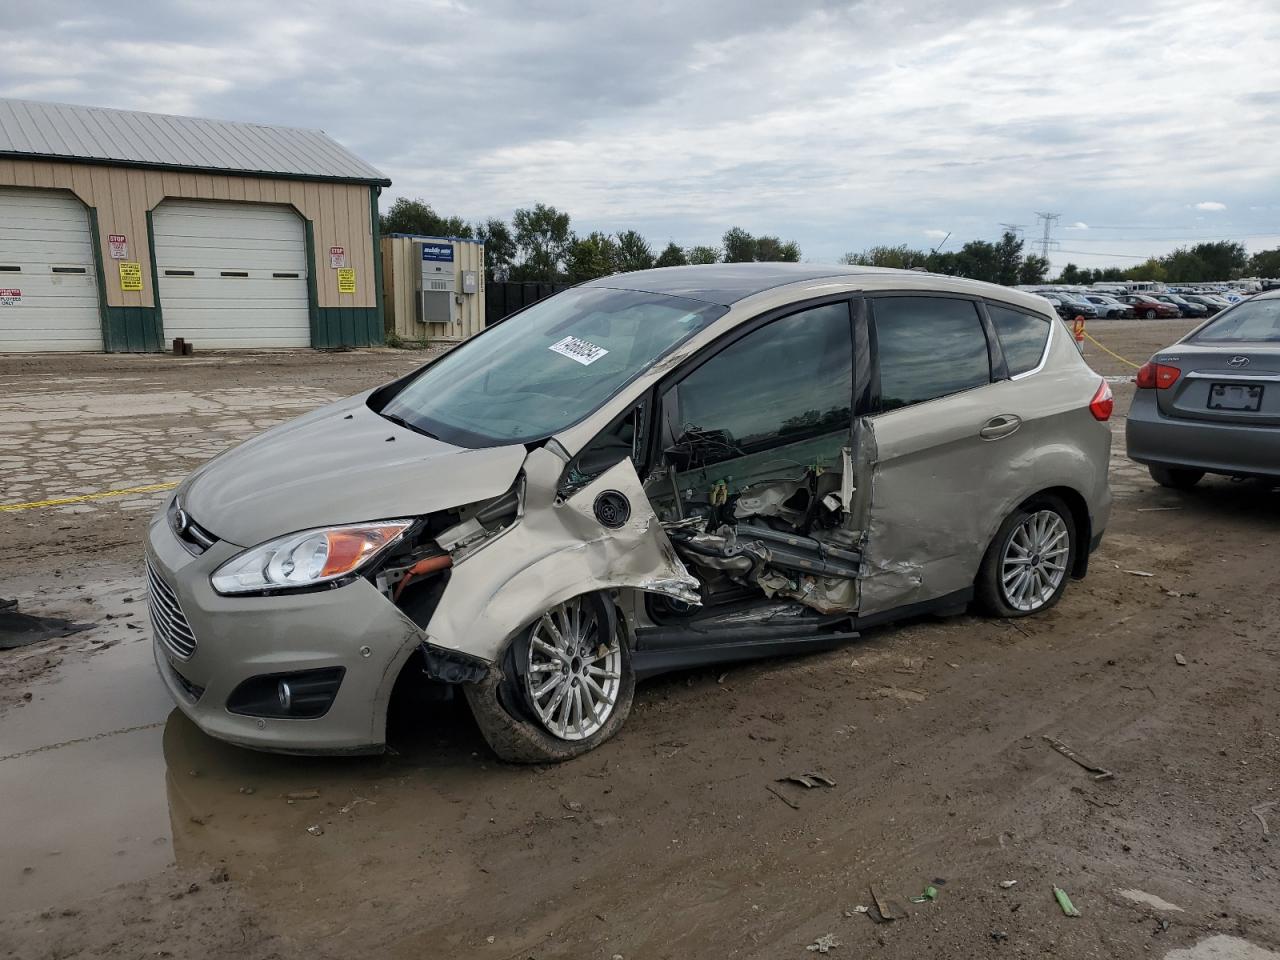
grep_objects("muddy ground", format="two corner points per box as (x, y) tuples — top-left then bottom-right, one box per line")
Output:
(0, 322), (1277, 960)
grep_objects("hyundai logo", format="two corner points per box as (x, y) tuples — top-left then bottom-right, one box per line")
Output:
(1227, 356), (1251, 368)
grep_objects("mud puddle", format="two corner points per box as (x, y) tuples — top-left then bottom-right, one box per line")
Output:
(0, 573), (484, 919)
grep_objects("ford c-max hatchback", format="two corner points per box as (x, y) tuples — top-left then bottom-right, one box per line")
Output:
(146, 265), (1112, 762)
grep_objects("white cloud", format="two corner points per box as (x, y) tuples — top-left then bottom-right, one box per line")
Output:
(0, 0), (1277, 264)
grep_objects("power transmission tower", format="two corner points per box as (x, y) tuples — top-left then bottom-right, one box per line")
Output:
(999, 222), (1026, 239)
(1034, 212), (1060, 261)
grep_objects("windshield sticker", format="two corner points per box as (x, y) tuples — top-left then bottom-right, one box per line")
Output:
(549, 336), (609, 366)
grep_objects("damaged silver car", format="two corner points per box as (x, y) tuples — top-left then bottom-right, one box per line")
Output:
(146, 264), (1113, 761)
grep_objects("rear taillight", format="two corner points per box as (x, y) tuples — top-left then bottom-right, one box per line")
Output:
(1089, 379), (1114, 421)
(1135, 361), (1181, 389)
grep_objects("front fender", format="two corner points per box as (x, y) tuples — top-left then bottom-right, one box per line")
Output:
(425, 448), (699, 664)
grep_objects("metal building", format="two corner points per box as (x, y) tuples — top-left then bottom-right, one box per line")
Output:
(0, 98), (390, 352)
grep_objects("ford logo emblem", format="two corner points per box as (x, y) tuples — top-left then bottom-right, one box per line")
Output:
(1227, 356), (1250, 367)
(173, 507), (190, 535)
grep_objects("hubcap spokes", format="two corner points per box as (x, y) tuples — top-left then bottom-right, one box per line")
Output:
(1001, 510), (1069, 612)
(525, 596), (621, 741)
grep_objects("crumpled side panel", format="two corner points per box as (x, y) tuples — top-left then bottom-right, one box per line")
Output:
(425, 448), (700, 664)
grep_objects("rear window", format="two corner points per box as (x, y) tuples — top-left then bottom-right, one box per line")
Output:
(988, 304), (1051, 375)
(872, 297), (991, 410)
(1190, 298), (1280, 343)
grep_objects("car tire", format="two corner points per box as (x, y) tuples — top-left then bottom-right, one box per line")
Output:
(464, 592), (636, 763)
(1149, 465), (1204, 489)
(1144, 308), (1157, 319)
(976, 495), (1076, 619)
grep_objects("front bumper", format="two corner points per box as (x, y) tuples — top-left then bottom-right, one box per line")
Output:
(1127, 390), (1280, 479)
(145, 507), (427, 754)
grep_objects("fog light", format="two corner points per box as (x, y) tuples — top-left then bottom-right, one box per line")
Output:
(278, 680), (293, 711)
(226, 667), (345, 719)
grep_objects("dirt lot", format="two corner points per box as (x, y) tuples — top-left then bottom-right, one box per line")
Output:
(1, 323), (1277, 960)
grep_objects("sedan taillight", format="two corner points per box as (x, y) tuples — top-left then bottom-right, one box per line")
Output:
(1135, 361), (1181, 390)
(1089, 379), (1114, 421)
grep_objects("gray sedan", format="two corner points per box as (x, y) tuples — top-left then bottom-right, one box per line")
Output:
(1127, 290), (1280, 486)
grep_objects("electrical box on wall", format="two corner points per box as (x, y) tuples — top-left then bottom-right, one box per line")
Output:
(415, 241), (456, 326)
(385, 234), (484, 344)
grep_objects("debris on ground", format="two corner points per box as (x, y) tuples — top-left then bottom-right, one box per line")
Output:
(868, 884), (907, 922)
(1000, 880), (1018, 889)
(1118, 889), (1184, 912)
(1125, 570), (1156, 578)
(777, 772), (837, 789)
(765, 785), (800, 810)
(806, 933), (840, 953)
(1053, 886), (1081, 917)
(1175, 653), (1188, 666)
(561, 797), (584, 813)
(0, 601), (91, 650)
(843, 905), (869, 917)
(340, 797), (374, 814)
(285, 790), (320, 801)
(991, 930), (1009, 942)
(1251, 801), (1275, 838)
(909, 885), (939, 903)
(306, 824), (324, 837)
(1043, 735), (1115, 781)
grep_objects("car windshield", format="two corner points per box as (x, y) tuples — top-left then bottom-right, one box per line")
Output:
(1189, 297), (1280, 343)
(376, 287), (727, 447)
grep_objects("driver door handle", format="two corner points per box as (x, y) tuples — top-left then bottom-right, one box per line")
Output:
(980, 414), (1022, 440)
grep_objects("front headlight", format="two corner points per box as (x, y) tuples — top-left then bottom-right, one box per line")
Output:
(211, 521), (413, 595)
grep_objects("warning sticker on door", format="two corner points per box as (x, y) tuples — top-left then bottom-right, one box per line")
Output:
(549, 336), (608, 366)
(119, 260), (143, 291)
(0, 288), (21, 306)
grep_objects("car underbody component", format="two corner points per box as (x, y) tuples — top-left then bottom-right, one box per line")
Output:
(419, 641), (489, 684)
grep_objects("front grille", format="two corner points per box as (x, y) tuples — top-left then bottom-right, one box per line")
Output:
(147, 559), (198, 660)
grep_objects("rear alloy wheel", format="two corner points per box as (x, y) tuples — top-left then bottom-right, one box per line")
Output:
(977, 496), (1076, 618)
(1144, 308), (1157, 319)
(1149, 465), (1204, 489)
(463, 591), (636, 763)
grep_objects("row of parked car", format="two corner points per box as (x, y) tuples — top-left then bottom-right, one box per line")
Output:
(1035, 289), (1239, 321)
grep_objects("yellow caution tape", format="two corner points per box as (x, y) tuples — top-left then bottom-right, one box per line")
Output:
(0, 480), (178, 513)
(1083, 331), (1142, 369)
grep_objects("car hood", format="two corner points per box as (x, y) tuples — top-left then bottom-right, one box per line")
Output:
(181, 392), (528, 547)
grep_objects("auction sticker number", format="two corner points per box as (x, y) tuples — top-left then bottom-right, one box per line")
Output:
(549, 336), (608, 366)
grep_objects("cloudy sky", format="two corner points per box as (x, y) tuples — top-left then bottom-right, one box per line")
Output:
(3, 0), (1279, 270)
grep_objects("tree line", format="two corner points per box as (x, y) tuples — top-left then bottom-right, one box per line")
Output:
(841, 232), (1051, 285)
(380, 198), (800, 282)
(1054, 241), (1280, 285)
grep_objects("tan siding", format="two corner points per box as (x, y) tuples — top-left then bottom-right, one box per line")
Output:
(0, 157), (378, 309)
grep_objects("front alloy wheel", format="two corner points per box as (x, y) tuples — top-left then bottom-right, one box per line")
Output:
(525, 596), (622, 740)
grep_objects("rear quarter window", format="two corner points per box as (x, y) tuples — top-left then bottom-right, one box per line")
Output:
(987, 303), (1051, 376)
(871, 296), (991, 410)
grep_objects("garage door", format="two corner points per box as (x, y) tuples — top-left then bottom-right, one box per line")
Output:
(0, 188), (102, 352)
(153, 201), (310, 348)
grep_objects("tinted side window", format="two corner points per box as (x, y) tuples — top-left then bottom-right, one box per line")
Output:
(672, 303), (852, 467)
(872, 297), (990, 410)
(988, 304), (1051, 375)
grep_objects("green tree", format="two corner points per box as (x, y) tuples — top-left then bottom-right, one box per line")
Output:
(755, 235), (801, 262)
(952, 239), (1000, 283)
(565, 231), (618, 282)
(722, 227), (757, 263)
(613, 230), (655, 273)
(1163, 247), (1209, 283)
(1019, 254), (1050, 284)
(655, 242), (688, 267)
(1188, 241), (1247, 279)
(841, 245), (930, 269)
(1248, 247), (1280, 277)
(1057, 262), (1085, 285)
(473, 217), (515, 280)
(994, 231), (1023, 287)
(381, 197), (473, 238)
(1124, 257), (1167, 282)
(511, 203), (572, 281)
(687, 244), (720, 264)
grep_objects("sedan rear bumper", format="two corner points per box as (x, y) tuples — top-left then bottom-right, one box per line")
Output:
(1127, 390), (1280, 479)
